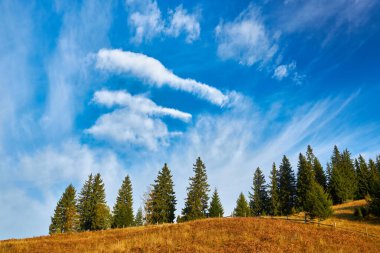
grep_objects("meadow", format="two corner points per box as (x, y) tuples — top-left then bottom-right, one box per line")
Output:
(1, 200), (380, 253)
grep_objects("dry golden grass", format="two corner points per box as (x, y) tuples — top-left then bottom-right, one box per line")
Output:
(1, 216), (380, 253)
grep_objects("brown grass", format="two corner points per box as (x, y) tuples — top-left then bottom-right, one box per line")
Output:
(1, 216), (380, 253)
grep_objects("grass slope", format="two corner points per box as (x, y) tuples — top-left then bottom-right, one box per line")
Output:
(1, 201), (380, 253)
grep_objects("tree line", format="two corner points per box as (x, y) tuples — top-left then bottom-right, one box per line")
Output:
(49, 145), (380, 234)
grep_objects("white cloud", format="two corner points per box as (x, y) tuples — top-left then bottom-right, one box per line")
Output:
(273, 61), (299, 81)
(96, 49), (229, 106)
(166, 5), (201, 43)
(86, 108), (177, 151)
(215, 5), (278, 67)
(126, 0), (164, 44)
(93, 89), (192, 122)
(126, 0), (201, 44)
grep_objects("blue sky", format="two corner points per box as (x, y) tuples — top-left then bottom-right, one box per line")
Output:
(0, 0), (380, 239)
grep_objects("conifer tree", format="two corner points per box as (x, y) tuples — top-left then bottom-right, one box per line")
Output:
(78, 174), (94, 231)
(249, 167), (268, 216)
(313, 157), (327, 190)
(279, 155), (296, 215)
(376, 155), (380, 174)
(134, 207), (144, 226)
(356, 155), (370, 199)
(368, 159), (379, 196)
(306, 145), (315, 168)
(304, 181), (333, 220)
(112, 175), (134, 228)
(151, 163), (176, 223)
(269, 163), (280, 216)
(329, 146), (356, 204)
(182, 157), (210, 221)
(91, 173), (111, 230)
(296, 153), (314, 211)
(49, 184), (79, 234)
(209, 188), (224, 218)
(234, 193), (251, 217)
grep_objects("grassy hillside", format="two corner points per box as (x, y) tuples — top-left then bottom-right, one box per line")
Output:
(1, 201), (380, 253)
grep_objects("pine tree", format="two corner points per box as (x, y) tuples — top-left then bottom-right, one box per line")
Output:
(304, 180), (333, 220)
(134, 207), (144, 226)
(376, 155), (380, 174)
(306, 145), (315, 167)
(368, 159), (379, 196)
(151, 163), (177, 223)
(279, 155), (296, 215)
(91, 173), (111, 230)
(329, 146), (356, 204)
(112, 175), (134, 228)
(296, 153), (314, 211)
(49, 196), (64, 234)
(313, 157), (327, 190)
(78, 174), (94, 231)
(269, 163), (280, 216)
(209, 188), (224, 218)
(249, 167), (268, 216)
(182, 157), (210, 221)
(234, 193), (251, 217)
(49, 184), (79, 234)
(356, 155), (370, 199)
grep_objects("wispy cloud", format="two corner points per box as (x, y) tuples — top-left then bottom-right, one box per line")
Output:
(93, 89), (192, 121)
(166, 5), (201, 43)
(126, 0), (201, 44)
(86, 108), (179, 151)
(215, 5), (278, 67)
(87, 89), (190, 150)
(96, 49), (229, 106)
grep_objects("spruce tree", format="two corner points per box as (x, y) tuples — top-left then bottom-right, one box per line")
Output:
(143, 186), (154, 224)
(313, 157), (327, 190)
(368, 159), (379, 196)
(376, 155), (380, 174)
(49, 184), (79, 234)
(91, 173), (111, 230)
(78, 174), (94, 231)
(304, 181), (333, 220)
(49, 196), (64, 234)
(249, 167), (268, 216)
(234, 193), (251, 217)
(356, 155), (370, 199)
(112, 175), (134, 228)
(151, 163), (177, 223)
(329, 146), (356, 204)
(279, 155), (296, 215)
(296, 153), (314, 211)
(269, 163), (280, 216)
(182, 157), (210, 221)
(134, 207), (144, 226)
(209, 188), (224, 218)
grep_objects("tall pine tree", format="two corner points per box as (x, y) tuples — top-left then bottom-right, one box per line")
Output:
(329, 146), (356, 204)
(234, 193), (251, 217)
(269, 163), (280, 216)
(78, 174), (94, 231)
(209, 188), (224, 217)
(304, 180), (333, 220)
(249, 167), (268, 216)
(296, 153), (314, 211)
(368, 159), (379, 197)
(356, 156), (370, 199)
(91, 173), (111, 230)
(182, 157), (210, 221)
(112, 175), (134, 228)
(279, 155), (296, 215)
(150, 163), (177, 223)
(49, 184), (79, 234)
